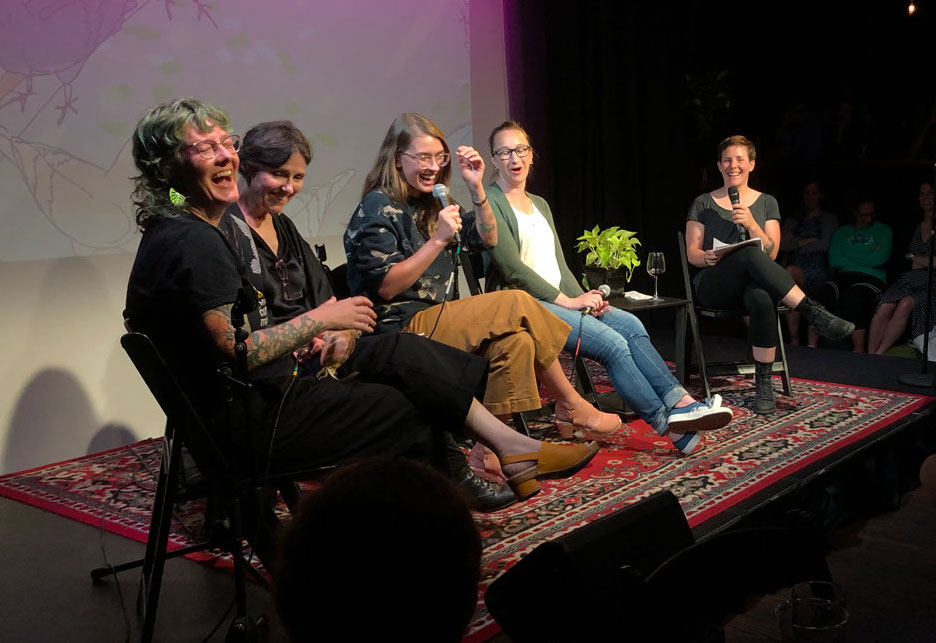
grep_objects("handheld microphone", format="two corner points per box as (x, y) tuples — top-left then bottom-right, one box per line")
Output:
(432, 183), (460, 245)
(728, 186), (746, 241)
(583, 284), (612, 315)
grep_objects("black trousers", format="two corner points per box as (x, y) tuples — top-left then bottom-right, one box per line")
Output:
(816, 272), (885, 331)
(241, 333), (489, 475)
(695, 245), (796, 348)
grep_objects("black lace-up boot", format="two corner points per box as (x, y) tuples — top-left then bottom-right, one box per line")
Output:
(446, 437), (516, 512)
(796, 297), (855, 341)
(754, 361), (776, 415)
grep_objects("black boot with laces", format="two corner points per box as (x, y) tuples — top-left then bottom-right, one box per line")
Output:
(754, 360), (776, 415)
(796, 297), (855, 341)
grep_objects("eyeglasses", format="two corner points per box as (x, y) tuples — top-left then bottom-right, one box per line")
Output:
(399, 151), (450, 168)
(185, 134), (240, 160)
(492, 145), (532, 160)
(274, 258), (296, 302)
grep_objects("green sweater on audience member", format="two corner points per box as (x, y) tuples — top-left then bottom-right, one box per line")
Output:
(828, 220), (892, 282)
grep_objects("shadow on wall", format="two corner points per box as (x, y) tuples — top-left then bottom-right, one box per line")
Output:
(3, 368), (134, 473)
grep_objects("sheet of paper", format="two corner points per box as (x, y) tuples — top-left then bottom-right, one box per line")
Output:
(711, 237), (763, 256)
(624, 290), (653, 300)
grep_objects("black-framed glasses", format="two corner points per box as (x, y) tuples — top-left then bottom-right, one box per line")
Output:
(185, 134), (240, 160)
(492, 144), (532, 160)
(399, 151), (450, 168)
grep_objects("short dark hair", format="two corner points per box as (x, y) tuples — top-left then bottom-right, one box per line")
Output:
(238, 120), (312, 184)
(717, 134), (756, 162)
(275, 459), (481, 642)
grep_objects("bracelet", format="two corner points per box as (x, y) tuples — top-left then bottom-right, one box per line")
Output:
(471, 195), (488, 207)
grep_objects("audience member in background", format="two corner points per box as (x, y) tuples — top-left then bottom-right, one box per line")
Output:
(126, 102), (599, 514)
(780, 181), (838, 345)
(868, 183), (936, 354)
(275, 459), (482, 642)
(344, 112), (619, 435)
(685, 135), (854, 415)
(815, 198), (892, 352)
(483, 121), (731, 455)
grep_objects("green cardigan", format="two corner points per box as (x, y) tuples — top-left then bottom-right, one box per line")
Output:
(485, 181), (585, 301)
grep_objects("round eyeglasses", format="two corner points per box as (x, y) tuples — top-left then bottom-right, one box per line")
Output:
(185, 134), (241, 160)
(493, 145), (532, 160)
(399, 151), (450, 168)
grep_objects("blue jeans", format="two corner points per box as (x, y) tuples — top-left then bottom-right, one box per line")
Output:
(538, 301), (688, 435)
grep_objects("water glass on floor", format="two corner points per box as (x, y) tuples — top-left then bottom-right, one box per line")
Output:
(776, 581), (848, 641)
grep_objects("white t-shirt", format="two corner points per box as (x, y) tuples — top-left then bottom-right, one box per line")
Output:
(513, 202), (562, 290)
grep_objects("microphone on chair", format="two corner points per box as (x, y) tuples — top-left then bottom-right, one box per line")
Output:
(432, 183), (460, 245)
(728, 186), (746, 241)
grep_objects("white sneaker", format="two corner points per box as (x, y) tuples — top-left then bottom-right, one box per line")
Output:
(667, 395), (732, 432)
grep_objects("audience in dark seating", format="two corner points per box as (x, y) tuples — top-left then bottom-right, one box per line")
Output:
(275, 459), (482, 642)
(868, 182), (936, 354)
(815, 198), (892, 352)
(781, 181), (839, 345)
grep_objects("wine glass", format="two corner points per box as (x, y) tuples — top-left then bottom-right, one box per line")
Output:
(646, 252), (666, 301)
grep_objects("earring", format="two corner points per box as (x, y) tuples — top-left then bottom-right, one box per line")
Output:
(169, 187), (187, 206)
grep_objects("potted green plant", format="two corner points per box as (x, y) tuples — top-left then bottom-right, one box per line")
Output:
(575, 225), (641, 290)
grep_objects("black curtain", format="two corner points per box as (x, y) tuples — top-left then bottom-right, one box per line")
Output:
(508, 1), (695, 294)
(504, 0), (936, 295)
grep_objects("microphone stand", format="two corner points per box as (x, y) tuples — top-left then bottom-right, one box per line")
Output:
(898, 162), (936, 388)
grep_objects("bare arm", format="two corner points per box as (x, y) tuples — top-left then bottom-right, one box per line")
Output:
(685, 220), (709, 268)
(203, 296), (376, 370)
(456, 145), (497, 247)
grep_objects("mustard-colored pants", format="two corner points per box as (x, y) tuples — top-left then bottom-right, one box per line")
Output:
(403, 290), (571, 415)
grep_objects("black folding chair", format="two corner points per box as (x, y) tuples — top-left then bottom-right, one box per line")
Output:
(91, 332), (328, 642)
(677, 231), (793, 400)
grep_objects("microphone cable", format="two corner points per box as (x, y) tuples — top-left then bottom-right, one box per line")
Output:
(427, 240), (460, 340)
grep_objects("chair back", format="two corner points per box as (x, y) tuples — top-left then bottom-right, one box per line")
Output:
(121, 332), (233, 483)
(329, 263), (351, 299)
(676, 230), (697, 307)
(461, 251), (484, 297)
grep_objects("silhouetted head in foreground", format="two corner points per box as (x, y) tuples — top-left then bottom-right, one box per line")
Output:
(275, 458), (482, 642)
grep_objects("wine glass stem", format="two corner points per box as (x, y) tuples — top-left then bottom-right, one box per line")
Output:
(653, 276), (659, 300)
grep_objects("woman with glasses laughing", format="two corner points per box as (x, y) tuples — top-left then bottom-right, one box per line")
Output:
(344, 112), (620, 438)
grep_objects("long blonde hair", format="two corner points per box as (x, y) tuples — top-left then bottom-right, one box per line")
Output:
(361, 113), (452, 238)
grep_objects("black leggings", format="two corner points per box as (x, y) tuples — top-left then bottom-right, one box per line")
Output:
(695, 245), (796, 348)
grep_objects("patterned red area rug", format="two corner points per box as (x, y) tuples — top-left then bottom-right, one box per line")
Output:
(0, 371), (931, 642)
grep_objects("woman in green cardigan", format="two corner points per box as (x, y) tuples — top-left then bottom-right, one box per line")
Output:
(485, 121), (732, 454)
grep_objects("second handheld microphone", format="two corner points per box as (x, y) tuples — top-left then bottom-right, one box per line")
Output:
(728, 185), (747, 241)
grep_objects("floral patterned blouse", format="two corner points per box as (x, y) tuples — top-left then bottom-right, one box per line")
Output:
(343, 189), (482, 333)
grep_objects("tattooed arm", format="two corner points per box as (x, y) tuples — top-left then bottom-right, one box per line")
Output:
(203, 296), (376, 370)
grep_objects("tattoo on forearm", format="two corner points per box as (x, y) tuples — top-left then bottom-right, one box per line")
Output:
(203, 304), (325, 370)
(764, 238), (775, 255)
(478, 223), (495, 232)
